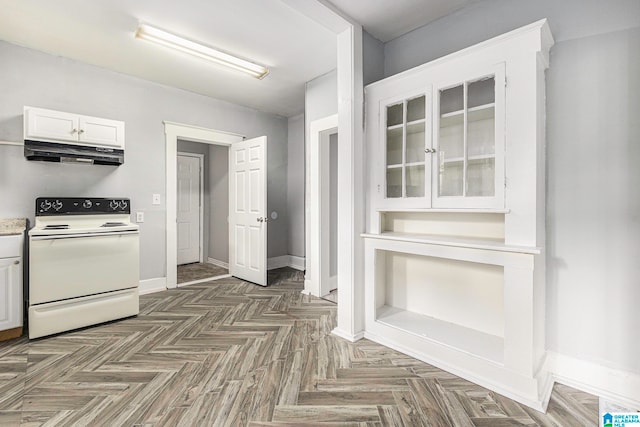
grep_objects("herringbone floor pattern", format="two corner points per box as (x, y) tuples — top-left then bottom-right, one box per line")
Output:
(0, 269), (598, 426)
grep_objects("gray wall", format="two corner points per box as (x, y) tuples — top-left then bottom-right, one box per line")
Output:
(382, 0), (640, 375)
(177, 140), (210, 262)
(0, 41), (288, 281)
(287, 114), (305, 258)
(305, 70), (338, 148)
(208, 144), (229, 263)
(329, 132), (338, 278)
(362, 30), (385, 86)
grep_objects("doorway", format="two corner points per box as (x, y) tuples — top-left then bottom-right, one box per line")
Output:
(305, 114), (339, 300)
(176, 142), (230, 286)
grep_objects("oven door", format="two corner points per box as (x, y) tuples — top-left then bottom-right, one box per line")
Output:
(30, 231), (139, 305)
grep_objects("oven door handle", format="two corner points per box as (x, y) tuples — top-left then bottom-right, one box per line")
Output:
(30, 231), (139, 241)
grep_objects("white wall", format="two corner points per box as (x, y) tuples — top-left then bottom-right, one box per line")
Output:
(0, 41), (288, 280)
(305, 70), (338, 147)
(287, 114), (304, 258)
(329, 132), (338, 278)
(381, 0), (640, 377)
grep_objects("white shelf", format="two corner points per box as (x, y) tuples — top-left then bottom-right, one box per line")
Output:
(441, 154), (496, 164)
(441, 102), (495, 119)
(407, 118), (426, 127)
(361, 232), (540, 254)
(387, 123), (403, 131)
(405, 161), (425, 167)
(376, 305), (504, 364)
(376, 208), (510, 213)
(386, 164), (402, 169)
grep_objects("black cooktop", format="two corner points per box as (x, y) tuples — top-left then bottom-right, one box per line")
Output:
(36, 197), (131, 216)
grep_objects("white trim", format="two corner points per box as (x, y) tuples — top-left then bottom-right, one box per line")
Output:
(177, 274), (231, 287)
(289, 255), (305, 271)
(164, 121), (243, 289)
(139, 277), (167, 295)
(305, 114), (338, 297)
(331, 328), (365, 342)
(267, 255), (290, 270)
(207, 257), (229, 269)
(547, 352), (640, 410)
(177, 151), (205, 264)
(0, 140), (23, 146)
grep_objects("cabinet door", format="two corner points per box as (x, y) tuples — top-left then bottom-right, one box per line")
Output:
(432, 63), (505, 209)
(24, 107), (80, 143)
(79, 115), (125, 148)
(0, 257), (22, 331)
(380, 90), (432, 208)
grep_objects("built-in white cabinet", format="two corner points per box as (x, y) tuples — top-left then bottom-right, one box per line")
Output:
(0, 235), (23, 340)
(24, 106), (125, 149)
(371, 61), (505, 209)
(362, 20), (554, 411)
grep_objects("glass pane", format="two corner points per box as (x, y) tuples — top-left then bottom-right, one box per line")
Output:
(406, 122), (425, 163)
(439, 113), (464, 161)
(467, 106), (495, 157)
(386, 167), (402, 198)
(468, 77), (495, 109)
(438, 159), (463, 197)
(386, 127), (403, 166)
(407, 95), (425, 122)
(440, 85), (463, 114)
(387, 103), (403, 127)
(406, 164), (425, 197)
(466, 158), (495, 197)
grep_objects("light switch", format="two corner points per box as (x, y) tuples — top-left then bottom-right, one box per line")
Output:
(136, 211), (144, 223)
(152, 194), (161, 205)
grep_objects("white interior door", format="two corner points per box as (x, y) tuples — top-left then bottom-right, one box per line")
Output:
(177, 153), (202, 265)
(229, 136), (267, 286)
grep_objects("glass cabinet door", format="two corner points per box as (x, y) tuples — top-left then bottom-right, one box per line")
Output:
(385, 94), (428, 200)
(433, 64), (505, 208)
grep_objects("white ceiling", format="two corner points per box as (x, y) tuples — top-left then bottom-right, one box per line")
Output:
(328, 0), (479, 42)
(0, 0), (479, 118)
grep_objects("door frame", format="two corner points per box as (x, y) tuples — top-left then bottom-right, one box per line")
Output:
(305, 114), (338, 298)
(177, 151), (205, 265)
(164, 121), (244, 289)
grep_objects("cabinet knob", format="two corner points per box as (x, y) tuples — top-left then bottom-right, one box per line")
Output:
(78, 129), (85, 134)
(424, 148), (437, 153)
(13, 260), (19, 265)
(71, 128), (78, 134)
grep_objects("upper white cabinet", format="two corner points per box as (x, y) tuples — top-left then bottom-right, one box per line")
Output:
(24, 106), (125, 149)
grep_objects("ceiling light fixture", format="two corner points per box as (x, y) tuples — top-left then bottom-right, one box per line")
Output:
(135, 23), (269, 79)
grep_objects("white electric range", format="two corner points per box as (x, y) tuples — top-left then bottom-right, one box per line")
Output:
(28, 197), (140, 339)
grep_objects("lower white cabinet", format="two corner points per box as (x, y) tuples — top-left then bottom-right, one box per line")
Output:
(0, 235), (23, 338)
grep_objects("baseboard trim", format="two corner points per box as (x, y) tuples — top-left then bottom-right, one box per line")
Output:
(139, 277), (167, 295)
(289, 255), (305, 271)
(331, 328), (365, 342)
(546, 351), (640, 410)
(207, 257), (229, 269)
(267, 255), (306, 271)
(177, 274), (231, 288)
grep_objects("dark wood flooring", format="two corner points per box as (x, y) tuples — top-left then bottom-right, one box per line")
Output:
(0, 268), (599, 426)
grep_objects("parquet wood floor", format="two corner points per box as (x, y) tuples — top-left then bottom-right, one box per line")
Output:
(0, 268), (598, 426)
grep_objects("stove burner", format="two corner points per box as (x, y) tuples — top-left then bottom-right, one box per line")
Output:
(43, 224), (69, 230)
(100, 222), (127, 227)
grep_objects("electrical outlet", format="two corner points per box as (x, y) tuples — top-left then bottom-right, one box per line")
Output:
(152, 194), (161, 205)
(136, 211), (144, 223)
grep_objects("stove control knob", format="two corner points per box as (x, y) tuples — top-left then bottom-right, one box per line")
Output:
(53, 200), (63, 211)
(109, 200), (119, 210)
(120, 200), (128, 210)
(40, 200), (52, 211)
(82, 199), (92, 209)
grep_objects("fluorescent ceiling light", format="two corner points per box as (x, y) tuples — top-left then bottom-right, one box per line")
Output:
(135, 23), (269, 79)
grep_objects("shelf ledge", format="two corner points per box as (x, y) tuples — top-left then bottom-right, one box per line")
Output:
(376, 208), (510, 214)
(361, 232), (541, 254)
(376, 305), (504, 364)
